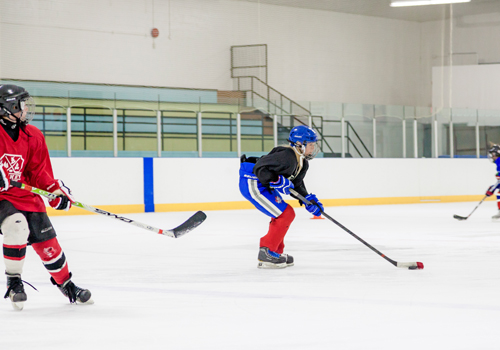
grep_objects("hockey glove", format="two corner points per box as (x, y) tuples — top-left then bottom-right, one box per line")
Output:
(0, 167), (9, 192)
(269, 175), (294, 195)
(486, 184), (497, 197)
(305, 193), (324, 216)
(47, 180), (75, 211)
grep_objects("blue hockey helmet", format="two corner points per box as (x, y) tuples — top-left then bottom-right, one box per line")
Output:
(288, 125), (319, 160)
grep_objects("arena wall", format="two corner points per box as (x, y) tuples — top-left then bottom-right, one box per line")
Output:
(46, 157), (496, 216)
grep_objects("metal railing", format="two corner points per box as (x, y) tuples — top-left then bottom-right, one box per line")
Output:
(34, 103), (377, 158)
(234, 75), (311, 117)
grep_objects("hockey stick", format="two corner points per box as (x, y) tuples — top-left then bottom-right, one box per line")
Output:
(453, 195), (488, 221)
(10, 180), (206, 238)
(289, 189), (423, 270)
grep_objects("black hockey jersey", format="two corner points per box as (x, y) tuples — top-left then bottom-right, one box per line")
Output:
(253, 146), (309, 198)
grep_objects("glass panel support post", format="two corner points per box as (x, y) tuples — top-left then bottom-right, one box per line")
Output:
(273, 115), (278, 148)
(197, 112), (202, 158)
(433, 117), (438, 158)
(66, 107), (71, 157)
(237, 113), (241, 158)
(341, 103), (345, 158)
(157, 110), (162, 158)
(413, 118), (418, 158)
(475, 110), (480, 158)
(341, 117), (345, 158)
(449, 110), (454, 158)
(113, 109), (118, 157)
(402, 118), (406, 158)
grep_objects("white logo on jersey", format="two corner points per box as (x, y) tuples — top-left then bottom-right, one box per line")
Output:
(0, 154), (24, 181)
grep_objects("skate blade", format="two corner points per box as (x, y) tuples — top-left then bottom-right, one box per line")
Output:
(11, 301), (25, 311)
(257, 261), (287, 269)
(76, 297), (94, 305)
(286, 263), (295, 267)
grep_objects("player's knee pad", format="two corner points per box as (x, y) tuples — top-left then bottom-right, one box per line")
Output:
(32, 238), (69, 284)
(32, 237), (63, 262)
(1, 213), (29, 245)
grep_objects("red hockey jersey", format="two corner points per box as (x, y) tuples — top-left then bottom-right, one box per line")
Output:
(0, 124), (57, 212)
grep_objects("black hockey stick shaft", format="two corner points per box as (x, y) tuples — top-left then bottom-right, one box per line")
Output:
(453, 195), (487, 221)
(290, 189), (400, 267)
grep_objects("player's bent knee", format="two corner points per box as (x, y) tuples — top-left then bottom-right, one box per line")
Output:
(280, 205), (295, 223)
(1, 213), (29, 244)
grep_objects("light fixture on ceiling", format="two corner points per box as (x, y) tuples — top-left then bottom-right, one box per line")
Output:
(390, 0), (471, 7)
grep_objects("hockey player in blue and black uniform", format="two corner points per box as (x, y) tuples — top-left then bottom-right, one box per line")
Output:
(239, 125), (324, 268)
(485, 143), (500, 220)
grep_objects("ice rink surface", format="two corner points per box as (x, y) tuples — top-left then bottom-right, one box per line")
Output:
(1, 200), (500, 350)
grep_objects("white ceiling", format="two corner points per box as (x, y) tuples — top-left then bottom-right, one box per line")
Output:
(230, 0), (500, 22)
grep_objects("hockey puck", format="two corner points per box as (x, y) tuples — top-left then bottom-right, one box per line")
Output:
(409, 262), (424, 270)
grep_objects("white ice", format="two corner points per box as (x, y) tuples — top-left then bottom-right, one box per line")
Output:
(1, 201), (500, 350)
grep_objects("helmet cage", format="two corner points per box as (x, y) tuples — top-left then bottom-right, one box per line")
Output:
(0, 90), (35, 125)
(288, 125), (320, 160)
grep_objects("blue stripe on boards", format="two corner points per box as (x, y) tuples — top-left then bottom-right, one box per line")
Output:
(143, 157), (155, 213)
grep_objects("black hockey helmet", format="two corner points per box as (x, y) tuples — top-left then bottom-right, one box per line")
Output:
(0, 84), (35, 124)
(488, 144), (500, 160)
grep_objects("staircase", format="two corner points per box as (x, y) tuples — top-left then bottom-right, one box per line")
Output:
(232, 76), (372, 158)
(230, 44), (371, 157)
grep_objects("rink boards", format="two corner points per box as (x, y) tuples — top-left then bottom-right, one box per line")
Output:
(45, 157), (496, 215)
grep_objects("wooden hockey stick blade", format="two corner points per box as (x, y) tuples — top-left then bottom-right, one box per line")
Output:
(453, 214), (468, 221)
(10, 180), (206, 238)
(396, 261), (424, 270)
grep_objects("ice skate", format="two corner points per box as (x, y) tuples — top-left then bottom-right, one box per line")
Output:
(4, 274), (27, 311)
(492, 210), (500, 220)
(257, 247), (287, 269)
(281, 253), (294, 267)
(51, 273), (93, 304)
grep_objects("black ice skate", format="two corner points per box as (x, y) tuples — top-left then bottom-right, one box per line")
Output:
(257, 247), (287, 269)
(51, 273), (93, 304)
(4, 273), (27, 311)
(281, 253), (294, 267)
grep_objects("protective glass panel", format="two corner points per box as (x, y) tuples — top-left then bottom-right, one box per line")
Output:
(32, 105), (67, 157)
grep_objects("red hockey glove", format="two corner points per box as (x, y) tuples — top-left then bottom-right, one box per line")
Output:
(47, 180), (75, 211)
(0, 166), (9, 192)
(486, 186), (495, 197)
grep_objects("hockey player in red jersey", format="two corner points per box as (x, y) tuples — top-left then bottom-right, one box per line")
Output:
(239, 125), (324, 268)
(0, 84), (91, 310)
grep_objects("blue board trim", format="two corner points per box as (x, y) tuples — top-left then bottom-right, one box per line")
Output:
(143, 157), (155, 213)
